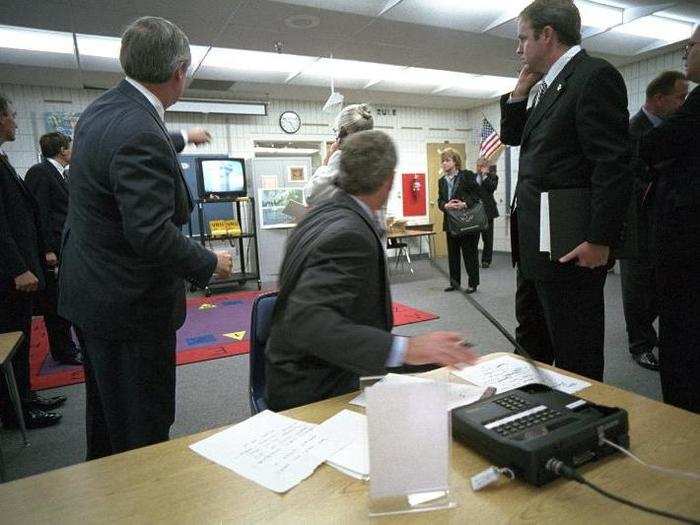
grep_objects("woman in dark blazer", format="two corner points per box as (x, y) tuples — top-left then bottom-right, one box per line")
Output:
(437, 148), (481, 293)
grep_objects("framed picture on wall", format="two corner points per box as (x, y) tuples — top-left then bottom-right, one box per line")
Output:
(287, 165), (307, 183)
(259, 188), (306, 229)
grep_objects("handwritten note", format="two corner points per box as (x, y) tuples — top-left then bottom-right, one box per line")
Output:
(451, 355), (590, 394)
(189, 410), (348, 493)
(349, 373), (487, 411)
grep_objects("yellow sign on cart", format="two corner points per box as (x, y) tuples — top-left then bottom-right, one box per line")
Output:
(209, 219), (241, 238)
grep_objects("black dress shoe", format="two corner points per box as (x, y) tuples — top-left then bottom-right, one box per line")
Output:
(3, 409), (62, 430)
(481, 261), (490, 268)
(464, 286), (477, 294)
(632, 350), (659, 371)
(52, 351), (83, 366)
(27, 392), (67, 411)
(444, 286), (458, 292)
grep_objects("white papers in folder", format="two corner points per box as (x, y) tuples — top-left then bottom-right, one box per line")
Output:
(189, 410), (349, 493)
(451, 355), (590, 394)
(540, 192), (551, 253)
(349, 373), (487, 411)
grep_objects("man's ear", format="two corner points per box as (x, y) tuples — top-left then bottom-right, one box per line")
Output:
(541, 25), (555, 44)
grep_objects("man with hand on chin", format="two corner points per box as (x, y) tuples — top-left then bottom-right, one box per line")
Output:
(500, 0), (631, 381)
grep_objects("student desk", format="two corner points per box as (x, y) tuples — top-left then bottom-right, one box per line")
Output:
(1, 355), (699, 524)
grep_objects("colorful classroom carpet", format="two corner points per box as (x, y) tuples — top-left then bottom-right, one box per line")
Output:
(29, 291), (439, 391)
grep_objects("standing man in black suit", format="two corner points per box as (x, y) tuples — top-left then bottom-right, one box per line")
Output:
(500, 0), (631, 381)
(24, 132), (83, 366)
(474, 158), (499, 268)
(640, 27), (700, 413)
(621, 71), (687, 372)
(0, 94), (64, 429)
(58, 17), (232, 459)
(265, 131), (476, 411)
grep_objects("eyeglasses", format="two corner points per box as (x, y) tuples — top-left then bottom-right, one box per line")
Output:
(683, 41), (697, 60)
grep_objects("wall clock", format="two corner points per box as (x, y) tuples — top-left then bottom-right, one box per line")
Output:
(279, 111), (301, 134)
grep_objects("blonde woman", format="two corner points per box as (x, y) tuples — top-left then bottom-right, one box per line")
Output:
(437, 148), (481, 293)
(304, 103), (373, 206)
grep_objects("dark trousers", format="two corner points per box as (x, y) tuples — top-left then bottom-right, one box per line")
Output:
(619, 258), (657, 355)
(515, 269), (606, 381)
(446, 232), (479, 289)
(656, 263), (700, 413)
(479, 219), (494, 264)
(76, 328), (177, 460)
(0, 287), (33, 420)
(38, 271), (75, 359)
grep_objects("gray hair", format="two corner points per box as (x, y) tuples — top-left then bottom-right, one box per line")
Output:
(338, 130), (396, 196)
(120, 16), (191, 84)
(0, 93), (10, 115)
(335, 104), (374, 143)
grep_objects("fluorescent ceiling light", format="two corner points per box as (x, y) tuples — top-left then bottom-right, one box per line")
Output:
(302, 58), (403, 82)
(0, 25), (74, 54)
(168, 100), (266, 115)
(427, 0), (529, 14)
(575, 0), (623, 29)
(612, 15), (693, 42)
(77, 34), (208, 66)
(390, 67), (476, 88)
(203, 47), (316, 73)
(254, 147), (319, 155)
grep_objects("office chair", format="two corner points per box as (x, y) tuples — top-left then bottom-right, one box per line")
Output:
(248, 291), (278, 414)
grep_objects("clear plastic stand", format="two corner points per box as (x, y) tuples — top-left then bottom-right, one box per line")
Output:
(366, 380), (456, 517)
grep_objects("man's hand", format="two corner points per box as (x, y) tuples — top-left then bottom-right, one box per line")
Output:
(45, 252), (58, 267)
(445, 199), (465, 210)
(512, 65), (544, 99)
(186, 128), (212, 146)
(405, 331), (477, 368)
(559, 241), (610, 268)
(15, 271), (39, 292)
(214, 251), (233, 278)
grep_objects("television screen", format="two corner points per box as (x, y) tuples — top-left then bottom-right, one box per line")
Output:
(196, 157), (247, 200)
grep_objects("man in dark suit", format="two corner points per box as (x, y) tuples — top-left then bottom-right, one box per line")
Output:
(474, 158), (499, 268)
(500, 0), (631, 381)
(24, 132), (83, 366)
(265, 130), (475, 411)
(621, 71), (688, 372)
(640, 27), (700, 413)
(0, 94), (64, 429)
(58, 17), (232, 459)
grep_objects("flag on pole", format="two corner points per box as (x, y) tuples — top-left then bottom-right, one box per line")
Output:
(479, 117), (505, 161)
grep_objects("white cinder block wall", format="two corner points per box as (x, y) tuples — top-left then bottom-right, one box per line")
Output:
(0, 46), (690, 254)
(0, 84), (470, 224)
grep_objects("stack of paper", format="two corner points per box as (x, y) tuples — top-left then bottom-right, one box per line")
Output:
(451, 354), (591, 394)
(317, 410), (369, 480)
(189, 410), (350, 493)
(349, 373), (488, 411)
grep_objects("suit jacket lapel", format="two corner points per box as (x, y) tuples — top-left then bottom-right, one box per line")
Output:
(522, 50), (587, 144)
(45, 160), (69, 196)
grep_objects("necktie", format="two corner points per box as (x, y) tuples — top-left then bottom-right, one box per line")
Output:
(533, 80), (548, 107)
(62, 167), (70, 184)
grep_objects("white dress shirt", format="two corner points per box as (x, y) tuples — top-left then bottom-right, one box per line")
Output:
(510, 45), (583, 104)
(47, 157), (66, 178)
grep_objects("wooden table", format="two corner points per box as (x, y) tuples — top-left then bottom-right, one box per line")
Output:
(387, 230), (437, 272)
(0, 332), (28, 450)
(1, 355), (699, 524)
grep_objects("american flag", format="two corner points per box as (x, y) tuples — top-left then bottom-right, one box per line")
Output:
(479, 117), (505, 161)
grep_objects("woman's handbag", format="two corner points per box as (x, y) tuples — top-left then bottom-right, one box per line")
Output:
(446, 200), (488, 236)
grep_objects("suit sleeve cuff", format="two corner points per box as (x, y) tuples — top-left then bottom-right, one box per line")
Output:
(385, 335), (408, 367)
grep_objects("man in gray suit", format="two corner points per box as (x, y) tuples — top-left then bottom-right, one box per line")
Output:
(265, 130), (476, 411)
(621, 71), (687, 372)
(59, 17), (232, 459)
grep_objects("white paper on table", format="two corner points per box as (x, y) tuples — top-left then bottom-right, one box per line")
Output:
(451, 355), (590, 394)
(349, 373), (486, 411)
(189, 410), (349, 493)
(317, 410), (369, 480)
(539, 192), (551, 253)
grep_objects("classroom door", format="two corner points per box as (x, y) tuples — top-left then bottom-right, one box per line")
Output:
(427, 142), (466, 258)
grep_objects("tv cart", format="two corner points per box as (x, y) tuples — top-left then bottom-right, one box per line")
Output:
(194, 196), (262, 295)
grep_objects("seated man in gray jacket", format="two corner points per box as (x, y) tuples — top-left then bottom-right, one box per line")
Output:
(265, 130), (475, 411)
